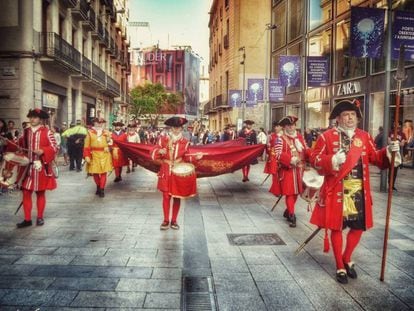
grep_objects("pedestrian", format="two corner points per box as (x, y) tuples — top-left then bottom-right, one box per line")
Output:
(151, 116), (201, 230)
(266, 121), (282, 196)
(238, 120), (258, 182)
(110, 121), (128, 182)
(60, 122), (69, 166)
(62, 120), (87, 171)
(83, 118), (113, 198)
(257, 127), (267, 161)
(305, 128), (313, 148)
(51, 126), (61, 163)
(388, 122), (406, 191)
(374, 126), (384, 149)
(309, 99), (400, 284)
(275, 116), (310, 227)
(126, 123), (140, 173)
(16, 108), (58, 228)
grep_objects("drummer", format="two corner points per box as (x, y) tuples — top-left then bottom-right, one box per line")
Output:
(17, 108), (58, 228)
(151, 116), (202, 230)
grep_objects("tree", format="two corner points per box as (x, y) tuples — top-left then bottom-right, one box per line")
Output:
(129, 83), (183, 127)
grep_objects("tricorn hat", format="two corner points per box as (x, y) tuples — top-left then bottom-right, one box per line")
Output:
(27, 108), (49, 119)
(127, 123), (137, 128)
(164, 116), (188, 127)
(278, 116), (298, 126)
(244, 120), (255, 125)
(272, 120), (281, 127)
(92, 117), (106, 123)
(329, 99), (362, 119)
(112, 121), (124, 127)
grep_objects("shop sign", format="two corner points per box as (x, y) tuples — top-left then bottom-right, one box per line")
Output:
(42, 92), (59, 109)
(336, 82), (361, 96)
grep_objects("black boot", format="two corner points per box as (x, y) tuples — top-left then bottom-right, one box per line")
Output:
(336, 270), (348, 284)
(99, 188), (105, 198)
(283, 209), (289, 219)
(16, 220), (32, 228)
(288, 214), (296, 227)
(344, 262), (357, 279)
(95, 186), (100, 195)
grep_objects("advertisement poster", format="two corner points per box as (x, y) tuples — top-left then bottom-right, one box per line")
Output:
(228, 90), (243, 107)
(392, 10), (414, 61)
(268, 79), (284, 101)
(279, 56), (300, 87)
(307, 56), (330, 87)
(246, 78), (264, 106)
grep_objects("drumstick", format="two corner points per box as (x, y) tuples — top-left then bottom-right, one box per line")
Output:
(0, 136), (30, 152)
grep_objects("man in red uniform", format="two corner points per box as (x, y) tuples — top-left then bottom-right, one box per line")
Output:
(275, 116), (310, 227)
(310, 99), (400, 284)
(266, 121), (282, 198)
(110, 122), (128, 182)
(17, 109), (58, 228)
(151, 117), (201, 230)
(238, 120), (257, 182)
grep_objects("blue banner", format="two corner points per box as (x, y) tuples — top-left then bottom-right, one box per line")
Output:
(228, 90), (242, 108)
(279, 56), (300, 87)
(392, 10), (414, 61)
(350, 7), (385, 58)
(246, 79), (264, 106)
(307, 56), (330, 87)
(268, 79), (284, 101)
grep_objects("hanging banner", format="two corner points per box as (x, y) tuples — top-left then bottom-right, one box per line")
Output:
(228, 90), (242, 108)
(246, 79), (264, 106)
(268, 79), (284, 101)
(307, 56), (330, 87)
(392, 10), (414, 61)
(279, 56), (300, 87)
(350, 6), (386, 58)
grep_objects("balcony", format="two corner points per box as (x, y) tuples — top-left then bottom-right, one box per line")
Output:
(224, 34), (229, 49)
(107, 76), (120, 96)
(92, 62), (106, 86)
(97, 19), (105, 42)
(82, 7), (96, 31)
(109, 37), (116, 56)
(71, 0), (89, 21)
(104, 29), (110, 49)
(40, 32), (81, 73)
(219, 43), (222, 55)
(81, 55), (92, 78)
(61, 0), (77, 9)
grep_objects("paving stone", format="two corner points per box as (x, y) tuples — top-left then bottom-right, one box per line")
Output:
(54, 247), (108, 256)
(91, 266), (153, 279)
(0, 264), (38, 276)
(213, 273), (259, 294)
(0, 246), (58, 255)
(0, 255), (21, 265)
(70, 255), (130, 266)
(216, 292), (267, 311)
(70, 291), (146, 308)
(116, 278), (181, 292)
(14, 255), (75, 265)
(0, 289), (57, 306)
(151, 267), (182, 279)
(48, 277), (119, 291)
(248, 264), (293, 281)
(144, 293), (181, 309)
(30, 265), (97, 277)
(0, 276), (55, 289)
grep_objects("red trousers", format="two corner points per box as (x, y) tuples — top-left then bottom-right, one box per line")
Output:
(285, 194), (298, 215)
(93, 173), (107, 189)
(115, 167), (122, 178)
(242, 165), (250, 178)
(162, 192), (180, 223)
(22, 189), (46, 221)
(331, 229), (363, 270)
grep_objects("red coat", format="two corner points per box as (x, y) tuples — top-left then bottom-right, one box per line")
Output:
(264, 133), (280, 174)
(310, 128), (390, 231)
(19, 126), (57, 191)
(151, 135), (195, 196)
(275, 133), (310, 196)
(111, 131), (128, 167)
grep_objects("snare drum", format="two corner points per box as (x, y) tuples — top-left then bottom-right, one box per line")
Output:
(170, 162), (197, 198)
(301, 168), (324, 204)
(0, 152), (29, 189)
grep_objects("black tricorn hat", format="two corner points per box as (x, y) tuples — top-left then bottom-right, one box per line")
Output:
(244, 120), (255, 125)
(27, 108), (49, 119)
(164, 116), (188, 127)
(278, 116), (298, 126)
(329, 99), (363, 119)
(112, 121), (124, 127)
(272, 120), (281, 127)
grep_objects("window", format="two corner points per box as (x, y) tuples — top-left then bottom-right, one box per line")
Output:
(272, 1), (286, 51)
(287, 42), (302, 93)
(225, 71), (229, 103)
(306, 101), (331, 130)
(335, 21), (366, 81)
(309, 28), (332, 84)
(337, 0), (364, 16)
(309, 0), (332, 30)
(225, 0), (229, 9)
(288, 0), (304, 42)
(271, 50), (286, 78)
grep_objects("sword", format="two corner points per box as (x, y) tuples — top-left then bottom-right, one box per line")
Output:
(271, 196), (283, 211)
(260, 174), (270, 186)
(294, 227), (321, 256)
(14, 201), (23, 215)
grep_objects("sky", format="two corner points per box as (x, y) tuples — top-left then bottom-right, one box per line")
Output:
(128, 0), (212, 66)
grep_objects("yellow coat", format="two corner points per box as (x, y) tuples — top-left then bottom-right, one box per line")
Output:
(83, 129), (113, 174)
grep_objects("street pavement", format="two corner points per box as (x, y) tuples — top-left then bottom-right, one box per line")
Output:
(0, 161), (413, 310)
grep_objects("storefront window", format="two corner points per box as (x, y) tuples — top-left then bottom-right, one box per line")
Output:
(335, 20), (366, 81)
(309, 0), (332, 30)
(336, 0), (364, 16)
(287, 42), (302, 93)
(272, 1), (286, 51)
(286, 104), (301, 128)
(271, 50), (286, 79)
(288, 0), (304, 42)
(306, 101), (331, 130)
(370, 92), (385, 137)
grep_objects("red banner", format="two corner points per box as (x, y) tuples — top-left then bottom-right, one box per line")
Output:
(117, 139), (265, 178)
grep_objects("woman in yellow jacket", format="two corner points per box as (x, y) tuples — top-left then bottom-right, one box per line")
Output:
(83, 118), (113, 197)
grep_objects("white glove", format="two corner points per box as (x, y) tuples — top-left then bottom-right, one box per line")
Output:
(386, 141), (402, 167)
(388, 141), (400, 152)
(33, 160), (42, 171)
(290, 156), (300, 166)
(332, 149), (346, 170)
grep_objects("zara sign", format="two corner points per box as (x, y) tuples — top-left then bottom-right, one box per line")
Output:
(336, 81), (361, 96)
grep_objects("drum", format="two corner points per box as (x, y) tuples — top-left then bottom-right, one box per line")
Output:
(0, 152), (29, 189)
(301, 168), (324, 205)
(170, 162), (197, 198)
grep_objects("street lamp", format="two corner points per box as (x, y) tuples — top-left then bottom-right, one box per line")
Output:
(264, 23), (278, 131)
(238, 46), (246, 123)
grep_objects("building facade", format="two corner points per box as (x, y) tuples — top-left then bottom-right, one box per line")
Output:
(0, 0), (131, 128)
(207, 0), (271, 131)
(270, 0), (414, 139)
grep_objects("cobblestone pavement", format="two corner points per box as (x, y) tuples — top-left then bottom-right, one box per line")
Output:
(0, 162), (413, 310)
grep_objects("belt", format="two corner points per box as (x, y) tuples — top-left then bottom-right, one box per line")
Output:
(91, 147), (105, 151)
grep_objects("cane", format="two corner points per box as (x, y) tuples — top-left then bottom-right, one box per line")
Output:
(294, 227), (321, 256)
(260, 174), (270, 186)
(271, 196), (283, 211)
(14, 201), (23, 215)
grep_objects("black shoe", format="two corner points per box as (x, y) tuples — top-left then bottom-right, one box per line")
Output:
(336, 270), (348, 284)
(392, 187), (398, 192)
(160, 221), (169, 230)
(16, 220), (32, 228)
(344, 262), (357, 279)
(288, 214), (296, 227)
(36, 218), (44, 226)
(283, 209), (289, 219)
(170, 221), (180, 230)
(99, 189), (105, 198)
(126, 168), (131, 174)
(76, 168), (81, 172)
(95, 187), (100, 195)
(242, 177), (248, 182)
(114, 177), (121, 183)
